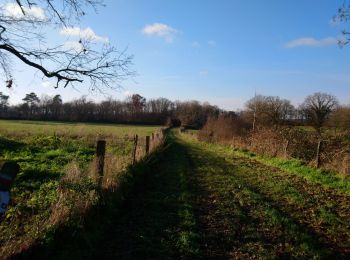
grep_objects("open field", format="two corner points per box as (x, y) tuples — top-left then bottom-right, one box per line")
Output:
(0, 120), (159, 137)
(0, 120), (161, 257)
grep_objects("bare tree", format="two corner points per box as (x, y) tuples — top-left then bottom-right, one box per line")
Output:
(0, 91), (9, 114)
(175, 100), (219, 128)
(0, 0), (133, 90)
(328, 105), (350, 128)
(300, 92), (339, 133)
(245, 95), (295, 126)
(131, 94), (146, 113)
(335, 1), (350, 47)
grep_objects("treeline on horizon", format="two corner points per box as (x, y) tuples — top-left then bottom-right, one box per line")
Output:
(0, 91), (349, 129)
(0, 92), (220, 127)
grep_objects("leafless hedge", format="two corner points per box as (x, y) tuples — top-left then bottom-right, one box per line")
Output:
(198, 116), (350, 175)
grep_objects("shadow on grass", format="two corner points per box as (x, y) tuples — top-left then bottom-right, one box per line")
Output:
(0, 137), (25, 153)
(184, 141), (348, 259)
(12, 134), (200, 259)
(15, 169), (61, 184)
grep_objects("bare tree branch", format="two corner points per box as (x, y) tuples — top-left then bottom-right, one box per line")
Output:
(0, 0), (134, 91)
(335, 1), (350, 47)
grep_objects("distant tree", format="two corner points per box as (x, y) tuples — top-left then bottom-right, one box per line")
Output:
(96, 99), (111, 121)
(70, 96), (95, 121)
(23, 92), (40, 107)
(175, 101), (219, 128)
(0, 92), (9, 112)
(52, 94), (62, 105)
(245, 95), (295, 126)
(22, 92), (40, 117)
(327, 105), (350, 128)
(51, 94), (63, 119)
(39, 94), (52, 119)
(300, 92), (339, 133)
(131, 94), (146, 113)
(147, 98), (172, 114)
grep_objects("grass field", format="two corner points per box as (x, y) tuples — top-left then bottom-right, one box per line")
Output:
(0, 120), (158, 137)
(0, 120), (160, 258)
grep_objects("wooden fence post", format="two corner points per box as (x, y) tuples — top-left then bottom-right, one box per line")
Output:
(284, 139), (289, 159)
(96, 140), (106, 186)
(145, 136), (150, 154)
(132, 134), (138, 164)
(151, 133), (154, 151)
(315, 140), (323, 168)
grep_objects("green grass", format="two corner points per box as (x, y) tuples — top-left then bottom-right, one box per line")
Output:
(186, 129), (198, 135)
(0, 119), (160, 137)
(0, 135), (97, 257)
(230, 148), (350, 196)
(0, 120), (161, 258)
(180, 132), (350, 257)
(182, 131), (350, 196)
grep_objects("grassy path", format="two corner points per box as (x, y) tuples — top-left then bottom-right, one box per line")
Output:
(95, 133), (350, 258)
(182, 137), (350, 258)
(23, 132), (350, 259)
(95, 134), (200, 259)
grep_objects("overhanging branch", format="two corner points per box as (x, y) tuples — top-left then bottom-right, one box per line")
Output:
(0, 43), (83, 85)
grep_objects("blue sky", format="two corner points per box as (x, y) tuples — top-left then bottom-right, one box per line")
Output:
(3, 0), (350, 110)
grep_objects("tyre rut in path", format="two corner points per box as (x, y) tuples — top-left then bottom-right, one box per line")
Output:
(180, 136), (350, 259)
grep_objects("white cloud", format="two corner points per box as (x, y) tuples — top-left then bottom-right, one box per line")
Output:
(3, 3), (46, 20)
(63, 41), (84, 52)
(60, 27), (109, 43)
(208, 40), (216, 47)
(285, 37), (337, 48)
(142, 23), (178, 43)
(191, 41), (200, 47)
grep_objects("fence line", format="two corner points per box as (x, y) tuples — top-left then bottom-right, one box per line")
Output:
(94, 128), (167, 186)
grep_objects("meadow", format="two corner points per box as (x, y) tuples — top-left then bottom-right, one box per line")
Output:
(0, 120), (158, 137)
(0, 120), (161, 258)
